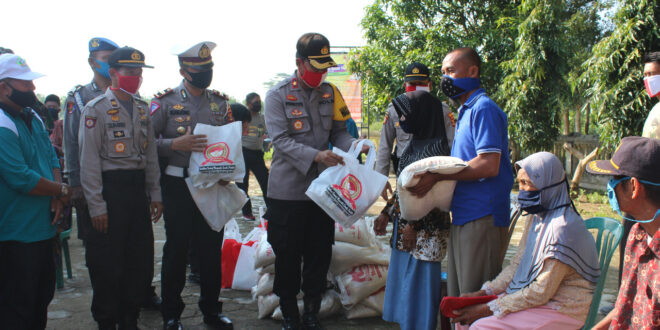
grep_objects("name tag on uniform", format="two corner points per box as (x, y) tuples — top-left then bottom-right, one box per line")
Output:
(169, 110), (190, 116)
(107, 122), (126, 129)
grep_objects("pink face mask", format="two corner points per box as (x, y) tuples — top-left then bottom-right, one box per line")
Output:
(644, 75), (660, 98)
(111, 72), (142, 95)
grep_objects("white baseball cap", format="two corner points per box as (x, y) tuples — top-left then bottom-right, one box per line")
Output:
(0, 54), (44, 81)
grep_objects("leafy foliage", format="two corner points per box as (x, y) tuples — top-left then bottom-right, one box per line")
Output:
(575, 0), (659, 149)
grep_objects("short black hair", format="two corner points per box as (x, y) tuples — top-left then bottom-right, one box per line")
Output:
(450, 47), (482, 75)
(0, 47), (14, 55)
(230, 103), (252, 122)
(643, 182), (660, 208)
(246, 92), (260, 103)
(643, 51), (660, 65)
(45, 94), (60, 105)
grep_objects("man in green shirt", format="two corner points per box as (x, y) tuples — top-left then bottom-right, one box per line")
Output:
(0, 53), (72, 329)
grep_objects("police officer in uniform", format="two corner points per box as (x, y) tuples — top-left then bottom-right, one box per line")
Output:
(376, 62), (456, 200)
(151, 41), (234, 330)
(265, 33), (364, 330)
(64, 37), (118, 243)
(79, 46), (163, 330)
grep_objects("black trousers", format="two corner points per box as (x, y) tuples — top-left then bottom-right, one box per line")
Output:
(72, 195), (92, 242)
(86, 170), (153, 326)
(265, 199), (334, 304)
(0, 238), (55, 330)
(236, 148), (270, 216)
(160, 175), (224, 320)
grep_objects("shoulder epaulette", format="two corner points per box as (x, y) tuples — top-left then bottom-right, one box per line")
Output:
(67, 85), (84, 97)
(210, 89), (229, 100)
(154, 88), (174, 99)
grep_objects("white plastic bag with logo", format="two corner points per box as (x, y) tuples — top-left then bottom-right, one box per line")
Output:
(185, 179), (247, 232)
(189, 122), (245, 188)
(306, 140), (387, 228)
(397, 156), (468, 220)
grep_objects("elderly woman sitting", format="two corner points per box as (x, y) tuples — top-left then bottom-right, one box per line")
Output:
(454, 152), (600, 329)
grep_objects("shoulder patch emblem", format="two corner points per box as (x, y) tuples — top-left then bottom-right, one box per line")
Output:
(382, 114), (389, 125)
(293, 119), (304, 130)
(154, 88), (174, 99)
(85, 116), (96, 128)
(67, 102), (75, 114)
(114, 141), (126, 153)
(210, 103), (220, 112)
(150, 101), (160, 115)
(286, 94), (297, 101)
(173, 104), (184, 110)
(448, 112), (456, 127)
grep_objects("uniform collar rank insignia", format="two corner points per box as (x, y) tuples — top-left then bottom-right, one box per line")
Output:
(291, 78), (299, 89)
(286, 94), (297, 101)
(181, 89), (188, 100)
(173, 104), (184, 110)
(92, 81), (100, 91)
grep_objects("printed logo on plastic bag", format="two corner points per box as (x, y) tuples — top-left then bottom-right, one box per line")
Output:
(327, 174), (362, 214)
(201, 141), (236, 173)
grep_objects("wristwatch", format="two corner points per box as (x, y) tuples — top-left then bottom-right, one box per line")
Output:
(59, 184), (70, 198)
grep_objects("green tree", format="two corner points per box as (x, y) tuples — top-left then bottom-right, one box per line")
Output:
(496, 0), (607, 152)
(347, 0), (520, 123)
(575, 0), (659, 148)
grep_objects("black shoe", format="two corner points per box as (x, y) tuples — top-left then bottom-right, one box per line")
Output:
(141, 293), (162, 310)
(98, 321), (117, 330)
(203, 313), (233, 329)
(187, 272), (201, 284)
(163, 318), (182, 330)
(282, 316), (301, 330)
(302, 297), (323, 330)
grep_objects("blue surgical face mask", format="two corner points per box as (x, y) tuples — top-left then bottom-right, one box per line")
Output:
(94, 59), (111, 79)
(518, 179), (570, 214)
(607, 177), (660, 223)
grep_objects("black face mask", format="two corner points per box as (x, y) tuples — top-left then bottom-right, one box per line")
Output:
(6, 82), (37, 108)
(47, 107), (60, 120)
(185, 69), (213, 89)
(251, 102), (262, 112)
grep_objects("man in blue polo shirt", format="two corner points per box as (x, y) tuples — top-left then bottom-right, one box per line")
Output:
(409, 47), (513, 301)
(0, 54), (72, 329)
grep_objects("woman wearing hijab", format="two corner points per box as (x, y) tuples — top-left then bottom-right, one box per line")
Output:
(453, 152), (600, 329)
(374, 91), (452, 330)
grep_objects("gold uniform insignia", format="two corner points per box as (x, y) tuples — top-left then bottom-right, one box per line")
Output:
(110, 99), (118, 107)
(111, 115), (120, 122)
(131, 51), (141, 60)
(138, 106), (145, 114)
(173, 104), (184, 110)
(91, 39), (100, 48)
(140, 115), (147, 120)
(322, 93), (332, 99)
(199, 44), (211, 58)
(321, 46), (329, 55)
(412, 67), (420, 74)
(175, 117), (185, 123)
(107, 109), (119, 115)
(293, 120), (304, 130)
(176, 126), (186, 134)
(210, 103), (220, 112)
(291, 109), (303, 116)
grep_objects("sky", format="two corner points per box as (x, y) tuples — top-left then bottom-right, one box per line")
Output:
(2, 0), (371, 103)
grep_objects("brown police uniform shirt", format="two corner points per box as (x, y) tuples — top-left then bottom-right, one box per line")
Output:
(63, 81), (104, 187)
(264, 72), (355, 201)
(151, 81), (233, 169)
(79, 89), (162, 217)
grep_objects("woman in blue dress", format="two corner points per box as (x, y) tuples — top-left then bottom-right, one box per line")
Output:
(374, 91), (452, 330)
